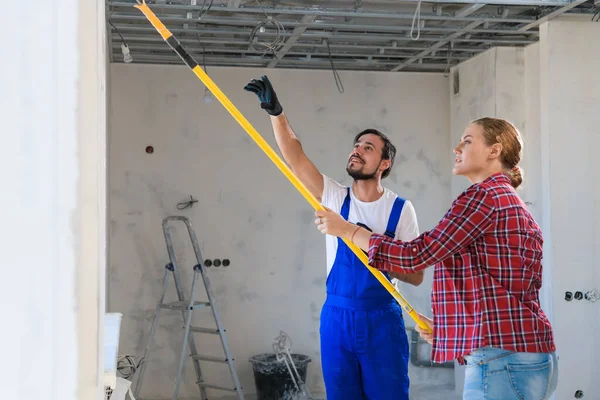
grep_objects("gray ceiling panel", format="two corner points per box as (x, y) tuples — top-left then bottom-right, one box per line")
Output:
(107, 0), (597, 72)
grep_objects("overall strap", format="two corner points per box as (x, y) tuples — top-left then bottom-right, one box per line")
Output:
(340, 188), (351, 220)
(384, 196), (405, 238)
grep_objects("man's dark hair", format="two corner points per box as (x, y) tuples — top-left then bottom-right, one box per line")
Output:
(353, 129), (397, 179)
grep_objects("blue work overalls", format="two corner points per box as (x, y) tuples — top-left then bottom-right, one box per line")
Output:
(320, 188), (410, 400)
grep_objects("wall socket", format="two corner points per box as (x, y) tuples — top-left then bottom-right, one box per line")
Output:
(564, 289), (599, 302)
(203, 258), (231, 268)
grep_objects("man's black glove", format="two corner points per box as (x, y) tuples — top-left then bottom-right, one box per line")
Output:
(243, 75), (283, 116)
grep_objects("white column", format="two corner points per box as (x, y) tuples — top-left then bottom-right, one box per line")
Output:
(78, 1), (108, 399)
(539, 18), (600, 400)
(0, 1), (107, 399)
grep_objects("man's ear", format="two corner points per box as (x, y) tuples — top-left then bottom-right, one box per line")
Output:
(380, 159), (391, 173)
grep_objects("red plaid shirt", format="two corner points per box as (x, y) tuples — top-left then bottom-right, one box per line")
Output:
(368, 173), (555, 364)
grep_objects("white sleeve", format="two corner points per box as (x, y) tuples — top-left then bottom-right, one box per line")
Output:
(396, 200), (419, 242)
(392, 200), (420, 289)
(321, 174), (347, 210)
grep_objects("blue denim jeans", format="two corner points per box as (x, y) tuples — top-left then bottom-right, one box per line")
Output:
(463, 347), (558, 400)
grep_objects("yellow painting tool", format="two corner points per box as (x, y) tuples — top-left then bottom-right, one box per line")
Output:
(133, 0), (430, 332)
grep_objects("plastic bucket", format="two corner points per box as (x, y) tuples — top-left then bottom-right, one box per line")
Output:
(104, 312), (123, 389)
(249, 353), (311, 400)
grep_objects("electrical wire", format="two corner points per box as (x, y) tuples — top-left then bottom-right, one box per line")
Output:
(197, 0), (214, 22)
(176, 195), (198, 210)
(324, 39), (344, 94)
(117, 354), (145, 380)
(194, 31), (213, 101)
(108, 7), (128, 46)
(108, 5), (134, 63)
(443, 42), (452, 77)
(195, 37), (214, 101)
(249, 0), (286, 56)
(202, 44), (208, 74)
(196, 33), (209, 73)
(410, 0), (422, 41)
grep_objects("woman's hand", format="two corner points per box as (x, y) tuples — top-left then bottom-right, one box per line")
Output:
(315, 207), (373, 251)
(315, 208), (355, 239)
(415, 313), (434, 345)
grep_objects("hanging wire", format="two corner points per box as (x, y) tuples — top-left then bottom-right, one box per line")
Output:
(197, 0), (214, 22)
(409, 0), (422, 41)
(592, 7), (600, 22)
(196, 33), (209, 73)
(193, 0), (214, 75)
(196, 32), (214, 101)
(443, 42), (452, 77)
(249, 0), (286, 56)
(108, 6), (128, 46)
(325, 39), (344, 94)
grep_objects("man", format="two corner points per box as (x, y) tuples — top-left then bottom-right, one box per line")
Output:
(244, 75), (423, 400)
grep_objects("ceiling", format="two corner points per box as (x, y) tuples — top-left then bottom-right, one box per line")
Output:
(107, 0), (598, 73)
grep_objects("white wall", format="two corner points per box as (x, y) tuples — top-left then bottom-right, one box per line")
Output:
(523, 43), (543, 226)
(450, 47), (532, 197)
(524, 42), (554, 325)
(539, 19), (600, 399)
(108, 64), (453, 399)
(0, 1), (107, 400)
(449, 49), (497, 198)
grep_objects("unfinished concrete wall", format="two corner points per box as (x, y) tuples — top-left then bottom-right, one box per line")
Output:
(539, 19), (600, 399)
(109, 64), (453, 399)
(523, 42), (554, 327)
(449, 49), (497, 198)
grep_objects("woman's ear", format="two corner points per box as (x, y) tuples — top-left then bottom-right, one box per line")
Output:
(489, 143), (503, 159)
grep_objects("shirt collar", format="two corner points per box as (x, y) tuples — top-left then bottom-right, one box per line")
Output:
(482, 171), (511, 185)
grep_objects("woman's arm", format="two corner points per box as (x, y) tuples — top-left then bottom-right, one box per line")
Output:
(315, 214), (372, 250)
(316, 185), (495, 273)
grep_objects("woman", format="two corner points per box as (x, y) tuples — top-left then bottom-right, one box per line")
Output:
(315, 117), (558, 400)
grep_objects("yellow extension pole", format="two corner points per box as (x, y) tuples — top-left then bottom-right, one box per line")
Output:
(133, 0), (430, 332)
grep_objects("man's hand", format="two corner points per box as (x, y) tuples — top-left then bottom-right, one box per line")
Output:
(243, 75), (283, 116)
(415, 313), (434, 345)
(389, 270), (424, 286)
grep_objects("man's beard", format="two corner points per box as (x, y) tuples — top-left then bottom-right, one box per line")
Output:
(346, 160), (381, 181)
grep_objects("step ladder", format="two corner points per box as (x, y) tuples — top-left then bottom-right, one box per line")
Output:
(133, 216), (244, 400)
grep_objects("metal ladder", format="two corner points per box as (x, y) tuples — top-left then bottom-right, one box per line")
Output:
(133, 216), (244, 400)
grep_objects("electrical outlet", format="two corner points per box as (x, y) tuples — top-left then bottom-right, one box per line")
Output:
(203, 258), (231, 268)
(585, 289), (599, 303)
(565, 291), (573, 301)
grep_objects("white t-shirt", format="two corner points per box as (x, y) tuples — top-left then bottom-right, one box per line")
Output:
(321, 175), (420, 288)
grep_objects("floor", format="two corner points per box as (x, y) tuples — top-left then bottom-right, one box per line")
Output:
(209, 383), (461, 400)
